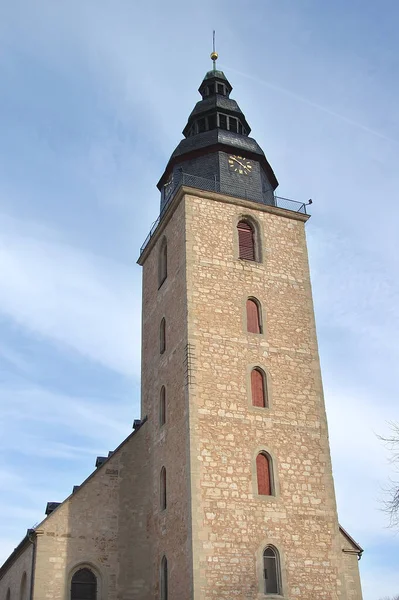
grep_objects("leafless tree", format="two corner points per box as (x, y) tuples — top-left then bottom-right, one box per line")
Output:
(379, 422), (399, 528)
(378, 596), (399, 600)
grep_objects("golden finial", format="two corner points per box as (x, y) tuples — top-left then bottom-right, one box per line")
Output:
(210, 30), (218, 69)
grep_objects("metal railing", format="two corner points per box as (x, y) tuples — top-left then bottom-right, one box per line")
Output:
(140, 172), (308, 256)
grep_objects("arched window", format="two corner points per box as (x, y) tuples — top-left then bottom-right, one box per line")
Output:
(160, 318), (166, 354)
(160, 555), (168, 600)
(246, 298), (262, 333)
(6, 588), (11, 600)
(263, 546), (281, 594)
(256, 453), (272, 496)
(160, 467), (167, 510)
(159, 238), (167, 287)
(71, 568), (97, 600)
(237, 220), (255, 261)
(20, 573), (27, 600)
(160, 386), (166, 426)
(251, 368), (268, 408)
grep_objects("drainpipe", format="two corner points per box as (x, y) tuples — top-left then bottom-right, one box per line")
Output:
(27, 529), (36, 600)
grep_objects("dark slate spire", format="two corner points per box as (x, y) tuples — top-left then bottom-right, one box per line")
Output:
(182, 69), (251, 138)
(158, 47), (278, 211)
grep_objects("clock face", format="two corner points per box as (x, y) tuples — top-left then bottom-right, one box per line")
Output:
(228, 155), (253, 175)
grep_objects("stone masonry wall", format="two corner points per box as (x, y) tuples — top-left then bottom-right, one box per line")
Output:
(0, 187), (363, 600)
(140, 197), (193, 598)
(0, 541), (33, 600)
(340, 530), (363, 600)
(184, 191), (351, 599)
(117, 425), (152, 600)
(30, 426), (149, 600)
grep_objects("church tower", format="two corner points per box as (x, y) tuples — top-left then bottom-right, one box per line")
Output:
(137, 51), (363, 599)
(0, 51), (364, 600)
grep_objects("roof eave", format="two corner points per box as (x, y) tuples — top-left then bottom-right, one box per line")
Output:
(0, 529), (35, 580)
(157, 142), (278, 191)
(339, 525), (364, 557)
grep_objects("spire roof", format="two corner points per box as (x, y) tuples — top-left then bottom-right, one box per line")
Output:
(203, 69), (228, 81)
(157, 45), (278, 195)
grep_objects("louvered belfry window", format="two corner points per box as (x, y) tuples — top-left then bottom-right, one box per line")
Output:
(237, 220), (255, 261)
(246, 299), (261, 333)
(71, 568), (97, 600)
(256, 453), (272, 496)
(251, 368), (267, 408)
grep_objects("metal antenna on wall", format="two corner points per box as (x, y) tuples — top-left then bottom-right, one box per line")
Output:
(210, 30), (218, 71)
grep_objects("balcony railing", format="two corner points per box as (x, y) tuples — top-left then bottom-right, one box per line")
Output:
(140, 172), (308, 256)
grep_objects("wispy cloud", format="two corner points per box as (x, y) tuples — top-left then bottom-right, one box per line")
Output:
(0, 386), (132, 440)
(0, 214), (140, 376)
(226, 67), (399, 145)
(0, 2), (398, 598)
(4, 439), (101, 460)
(308, 225), (399, 373)
(0, 383), (135, 565)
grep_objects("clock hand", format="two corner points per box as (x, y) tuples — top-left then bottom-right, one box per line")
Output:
(232, 157), (247, 169)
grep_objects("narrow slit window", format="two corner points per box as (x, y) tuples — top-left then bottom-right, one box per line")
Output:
(160, 467), (167, 510)
(237, 220), (255, 261)
(263, 546), (281, 595)
(71, 568), (97, 600)
(160, 386), (166, 426)
(161, 556), (168, 600)
(20, 573), (27, 600)
(198, 118), (206, 133)
(159, 239), (167, 287)
(246, 298), (262, 334)
(256, 453), (272, 495)
(160, 318), (166, 354)
(251, 368), (267, 408)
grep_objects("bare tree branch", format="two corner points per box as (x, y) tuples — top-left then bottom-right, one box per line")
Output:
(378, 422), (399, 527)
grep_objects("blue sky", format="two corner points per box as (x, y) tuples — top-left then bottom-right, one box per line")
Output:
(0, 1), (398, 597)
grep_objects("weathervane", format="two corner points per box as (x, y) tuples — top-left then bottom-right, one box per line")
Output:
(210, 30), (218, 71)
